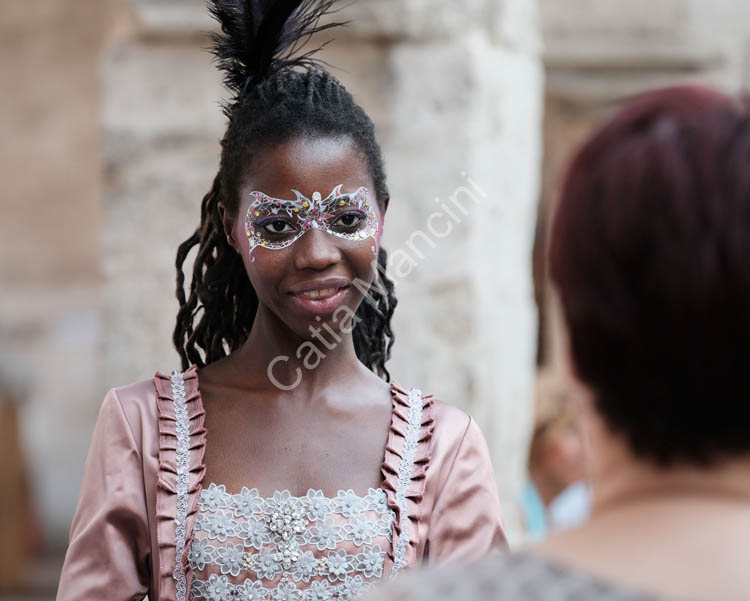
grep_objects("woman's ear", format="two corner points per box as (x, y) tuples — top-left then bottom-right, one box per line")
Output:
(218, 202), (240, 253)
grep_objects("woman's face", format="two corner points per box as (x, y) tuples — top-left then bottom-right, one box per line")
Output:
(223, 136), (386, 340)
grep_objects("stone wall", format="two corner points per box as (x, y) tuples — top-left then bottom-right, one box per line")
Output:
(0, 0), (133, 553)
(537, 0), (750, 371)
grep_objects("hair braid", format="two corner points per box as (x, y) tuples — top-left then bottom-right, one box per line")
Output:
(352, 248), (397, 379)
(174, 175), (259, 370)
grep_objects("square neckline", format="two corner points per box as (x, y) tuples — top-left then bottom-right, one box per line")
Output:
(157, 367), (434, 591)
(193, 369), (399, 499)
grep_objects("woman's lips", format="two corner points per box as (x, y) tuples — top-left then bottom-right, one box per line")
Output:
(289, 285), (350, 315)
(290, 278), (349, 315)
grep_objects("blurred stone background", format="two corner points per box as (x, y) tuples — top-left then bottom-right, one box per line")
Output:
(1, 0), (749, 598)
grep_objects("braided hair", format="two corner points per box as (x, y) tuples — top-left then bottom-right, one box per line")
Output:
(173, 1), (397, 378)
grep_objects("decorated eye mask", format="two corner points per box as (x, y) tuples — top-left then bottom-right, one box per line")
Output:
(244, 185), (379, 253)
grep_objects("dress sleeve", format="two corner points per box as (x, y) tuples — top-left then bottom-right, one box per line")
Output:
(425, 417), (507, 565)
(56, 388), (151, 601)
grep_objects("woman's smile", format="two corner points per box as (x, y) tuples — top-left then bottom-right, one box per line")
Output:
(287, 276), (352, 316)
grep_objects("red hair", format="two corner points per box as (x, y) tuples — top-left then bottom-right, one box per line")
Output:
(549, 86), (750, 465)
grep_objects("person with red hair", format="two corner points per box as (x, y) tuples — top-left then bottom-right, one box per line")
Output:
(373, 85), (750, 601)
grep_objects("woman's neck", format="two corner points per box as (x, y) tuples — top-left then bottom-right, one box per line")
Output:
(588, 415), (750, 515)
(532, 413), (750, 601)
(228, 307), (368, 395)
(591, 458), (750, 517)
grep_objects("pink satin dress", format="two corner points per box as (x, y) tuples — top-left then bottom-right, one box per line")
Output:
(56, 367), (506, 601)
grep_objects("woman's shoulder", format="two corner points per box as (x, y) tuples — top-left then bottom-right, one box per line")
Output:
(111, 375), (159, 405)
(97, 367), (203, 464)
(104, 376), (158, 422)
(102, 368), (194, 440)
(411, 386), (485, 462)
(431, 397), (472, 436)
(390, 381), (490, 479)
(390, 381), (471, 430)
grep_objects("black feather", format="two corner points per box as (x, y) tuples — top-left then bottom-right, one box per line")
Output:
(208, 0), (346, 102)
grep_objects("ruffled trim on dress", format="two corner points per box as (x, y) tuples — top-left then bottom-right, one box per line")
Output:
(381, 382), (435, 579)
(153, 367), (207, 601)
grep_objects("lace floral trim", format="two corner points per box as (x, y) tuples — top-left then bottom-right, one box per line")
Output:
(191, 573), (376, 601)
(171, 370), (190, 601)
(189, 485), (393, 600)
(197, 486), (390, 519)
(390, 388), (424, 579)
(190, 542), (387, 582)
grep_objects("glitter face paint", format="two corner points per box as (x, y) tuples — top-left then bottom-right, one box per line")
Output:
(244, 185), (378, 254)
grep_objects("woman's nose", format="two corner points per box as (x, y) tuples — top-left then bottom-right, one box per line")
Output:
(292, 228), (342, 271)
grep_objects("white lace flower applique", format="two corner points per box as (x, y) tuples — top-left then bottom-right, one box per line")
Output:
(202, 483), (229, 512)
(334, 490), (364, 518)
(216, 542), (246, 577)
(206, 511), (237, 543)
(188, 538), (216, 572)
(238, 518), (271, 550)
(233, 487), (263, 518)
(305, 490), (332, 522)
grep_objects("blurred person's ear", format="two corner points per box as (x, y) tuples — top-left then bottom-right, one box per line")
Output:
(543, 420), (589, 487)
(556, 326), (595, 480)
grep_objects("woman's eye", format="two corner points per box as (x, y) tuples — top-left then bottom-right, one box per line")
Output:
(263, 220), (295, 234)
(335, 213), (363, 228)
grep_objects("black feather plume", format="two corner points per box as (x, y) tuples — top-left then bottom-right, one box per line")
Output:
(208, 0), (345, 103)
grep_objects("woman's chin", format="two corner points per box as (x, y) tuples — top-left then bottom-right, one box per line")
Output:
(285, 309), (358, 346)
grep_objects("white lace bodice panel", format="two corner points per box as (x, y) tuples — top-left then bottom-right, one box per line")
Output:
(188, 483), (396, 601)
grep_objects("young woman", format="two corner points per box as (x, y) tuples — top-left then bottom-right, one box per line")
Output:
(374, 86), (750, 601)
(56, 3), (506, 601)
